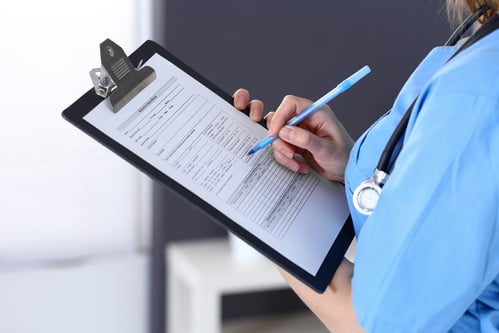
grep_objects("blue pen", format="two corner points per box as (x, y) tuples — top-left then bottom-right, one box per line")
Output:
(247, 65), (371, 155)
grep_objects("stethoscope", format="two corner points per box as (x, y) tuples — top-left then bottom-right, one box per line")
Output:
(353, 5), (498, 215)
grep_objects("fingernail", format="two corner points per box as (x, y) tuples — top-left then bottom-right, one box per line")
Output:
(234, 95), (243, 108)
(249, 108), (257, 119)
(287, 161), (299, 173)
(298, 165), (309, 174)
(263, 111), (274, 120)
(268, 123), (276, 135)
(279, 126), (292, 141)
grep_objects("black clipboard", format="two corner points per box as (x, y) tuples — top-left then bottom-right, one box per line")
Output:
(62, 39), (354, 293)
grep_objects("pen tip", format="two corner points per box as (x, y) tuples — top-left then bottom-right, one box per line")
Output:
(248, 149), (255, 155)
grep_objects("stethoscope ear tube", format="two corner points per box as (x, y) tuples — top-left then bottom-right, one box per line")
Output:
(445, 4), (492, 46)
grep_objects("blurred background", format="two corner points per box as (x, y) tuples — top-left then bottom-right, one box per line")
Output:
(1, 0), (449, 332)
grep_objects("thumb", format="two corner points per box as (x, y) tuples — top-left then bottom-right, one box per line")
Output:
(279, 126), (327, 157)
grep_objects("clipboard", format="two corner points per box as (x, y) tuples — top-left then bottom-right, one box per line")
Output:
(62, 39), (354, 293)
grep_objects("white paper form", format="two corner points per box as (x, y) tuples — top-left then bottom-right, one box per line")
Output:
(84, 53), (349, 275)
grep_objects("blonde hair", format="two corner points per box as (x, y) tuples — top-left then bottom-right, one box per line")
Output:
(447, 0), (498, 23)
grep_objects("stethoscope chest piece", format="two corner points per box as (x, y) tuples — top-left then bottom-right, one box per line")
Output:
(353, 168), (388, 216)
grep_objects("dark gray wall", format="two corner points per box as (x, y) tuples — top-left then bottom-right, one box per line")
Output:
(151, 1), (451, 332)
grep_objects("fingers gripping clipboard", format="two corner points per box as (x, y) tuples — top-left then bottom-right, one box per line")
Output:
(62, 39), (354, 293)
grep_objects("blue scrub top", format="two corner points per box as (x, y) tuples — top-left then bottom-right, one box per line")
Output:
(344, 30), (499, 332)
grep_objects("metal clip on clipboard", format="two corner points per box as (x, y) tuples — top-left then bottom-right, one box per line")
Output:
(89, 39), (156, 112)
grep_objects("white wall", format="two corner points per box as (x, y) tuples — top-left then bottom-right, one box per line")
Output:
(0, 1), (153, 332)
(0, 0), (149, 265)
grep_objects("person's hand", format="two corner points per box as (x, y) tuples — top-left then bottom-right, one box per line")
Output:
(232, 88), (265, 122)
(268, 94), (353, 182)
(233, 89), (353, 183)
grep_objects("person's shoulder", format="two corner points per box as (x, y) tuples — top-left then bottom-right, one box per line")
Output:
(441, 31), (499, 95)
(427, 35), (499, 111)
(413, 34), (499, 135)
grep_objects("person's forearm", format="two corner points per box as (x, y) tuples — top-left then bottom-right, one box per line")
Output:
(277, 259), (365, 333)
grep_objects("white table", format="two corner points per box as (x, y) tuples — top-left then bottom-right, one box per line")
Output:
(166, 238), (289, 333)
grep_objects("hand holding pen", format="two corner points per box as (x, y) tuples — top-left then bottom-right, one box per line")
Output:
(233, 66), (370, 181)
(249, 66), (370, 155)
